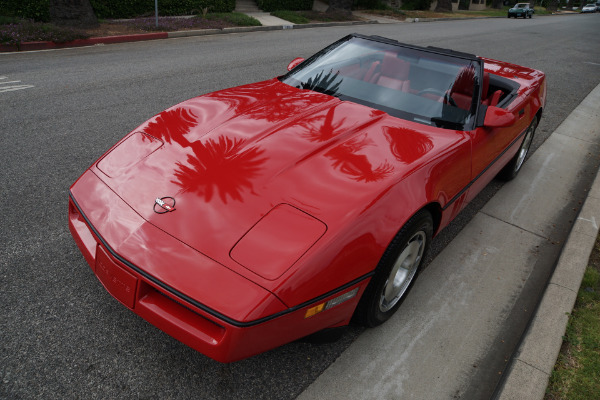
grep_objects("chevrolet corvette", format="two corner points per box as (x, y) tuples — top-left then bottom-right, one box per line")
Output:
(69, 34), (546, 362)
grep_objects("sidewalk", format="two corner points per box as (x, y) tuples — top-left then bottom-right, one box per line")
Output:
(235, 0), (294, 27)
(297, 84), (600, 399)
(495, 84), (600, 399)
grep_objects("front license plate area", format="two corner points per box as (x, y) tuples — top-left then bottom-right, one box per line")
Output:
(96, 245), (138, 309)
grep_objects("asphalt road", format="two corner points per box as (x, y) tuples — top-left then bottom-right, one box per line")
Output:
(1, 14), (600, 400)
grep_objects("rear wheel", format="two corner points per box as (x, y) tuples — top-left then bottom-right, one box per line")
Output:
(353, 210), (433, 327)
(498, 117), (538, 181)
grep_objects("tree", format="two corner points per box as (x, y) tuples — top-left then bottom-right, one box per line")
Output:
(546, 0), (559, 11)
(49, 0), (98, 27)
(491, 0), (503, 9)
(327, 0), (353, 15)
(435, 0), (453, 12)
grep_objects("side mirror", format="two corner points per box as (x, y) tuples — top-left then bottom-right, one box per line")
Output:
(483, 106), (516, 128)
(287, 57), (305, 71)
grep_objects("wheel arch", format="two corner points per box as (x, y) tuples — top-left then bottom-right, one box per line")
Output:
(422, 202), (443, 237)
(535, 107), (543, 124)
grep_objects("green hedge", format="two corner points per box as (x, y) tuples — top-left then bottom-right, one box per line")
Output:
(0, 0), (235, 22)
(0, 0), (51, 22)
(89, 0), (235, 19)
(399, 0), (432, 9)
(353, 0), (391, 9)
(257, 0), (313, 11)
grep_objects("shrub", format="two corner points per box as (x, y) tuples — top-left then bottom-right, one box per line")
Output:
(89, 0), (235, 19)
(0, 0), (51, 22)
(399, 0), (432, 10)
(256, 0), (314, 12)
(116, 16), (234, 31)
(0, 20), (89, 49)
(354, 0), (392, 9)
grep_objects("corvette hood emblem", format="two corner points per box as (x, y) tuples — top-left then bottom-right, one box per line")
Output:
(154, 197), (176, 214)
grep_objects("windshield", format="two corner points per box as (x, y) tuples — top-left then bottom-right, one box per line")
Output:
(514, 3), (528, 7)
(280, 36), (481, 130)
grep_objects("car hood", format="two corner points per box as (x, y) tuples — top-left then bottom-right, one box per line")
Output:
(93, 78), (458, 288)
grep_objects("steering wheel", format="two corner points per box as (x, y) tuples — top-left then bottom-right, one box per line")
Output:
(416, 88), (445, 98)
(417, 88), (458, 107)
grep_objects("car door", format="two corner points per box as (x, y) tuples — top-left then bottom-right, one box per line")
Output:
(466, 100), (531, 202)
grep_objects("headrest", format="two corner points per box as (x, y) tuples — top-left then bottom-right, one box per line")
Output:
(380, 52), (410, 80)
(452, 66), (475, 96)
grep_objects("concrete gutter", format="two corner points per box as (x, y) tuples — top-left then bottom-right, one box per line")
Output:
(495, 84), (600, 399)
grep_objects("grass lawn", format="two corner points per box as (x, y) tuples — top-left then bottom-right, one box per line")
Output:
(271, 10), (360, 24)
(545, 237), (600, 399)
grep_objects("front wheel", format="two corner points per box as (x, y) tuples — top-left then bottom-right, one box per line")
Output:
(498, 117), (538, 181)
(353, 210), (433, 327)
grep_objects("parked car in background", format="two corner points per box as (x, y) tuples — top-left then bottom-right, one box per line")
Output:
(581, 3), (598, 12)
(508, 3), (534, 18)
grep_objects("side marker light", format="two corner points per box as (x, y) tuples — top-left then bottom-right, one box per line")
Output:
(304, 288), (359, 318)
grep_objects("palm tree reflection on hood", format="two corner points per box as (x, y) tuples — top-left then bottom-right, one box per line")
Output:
(172, 136), (266, 203)
(297, 106), (345, 143)
(384, 127), (433, 164)
(143, 107), (266, 203)
(143, 107), (198, 148)
(325, 136), (393, 183)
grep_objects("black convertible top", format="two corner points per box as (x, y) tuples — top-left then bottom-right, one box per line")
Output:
(354, 33), (480, 62)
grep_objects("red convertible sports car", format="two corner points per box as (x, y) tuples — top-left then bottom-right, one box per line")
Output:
(69, 34), (546, 362)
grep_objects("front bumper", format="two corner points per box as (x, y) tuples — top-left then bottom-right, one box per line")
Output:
(68, 170), (365, 362)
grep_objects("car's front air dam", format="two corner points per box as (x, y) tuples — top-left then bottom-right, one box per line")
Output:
(68, 170), (365, 362)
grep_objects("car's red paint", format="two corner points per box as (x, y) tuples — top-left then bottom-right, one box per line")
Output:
(69, 35), (546, 362)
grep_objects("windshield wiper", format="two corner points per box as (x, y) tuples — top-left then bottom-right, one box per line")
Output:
(430, 117), (464, 130)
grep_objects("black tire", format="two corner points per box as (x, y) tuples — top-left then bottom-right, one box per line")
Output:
(353, 210), (433, 327)
(498, 117), (538, 181)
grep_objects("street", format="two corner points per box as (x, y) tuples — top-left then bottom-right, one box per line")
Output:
(1, 14), (599, 399)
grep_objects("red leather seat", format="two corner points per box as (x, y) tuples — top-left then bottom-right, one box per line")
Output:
(371, 52), (411, 92)
(481, 71), (503, 107)
(488, 90), (503, 107)
(449, 67), (475, 110)
(363, 61), (380, 83)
